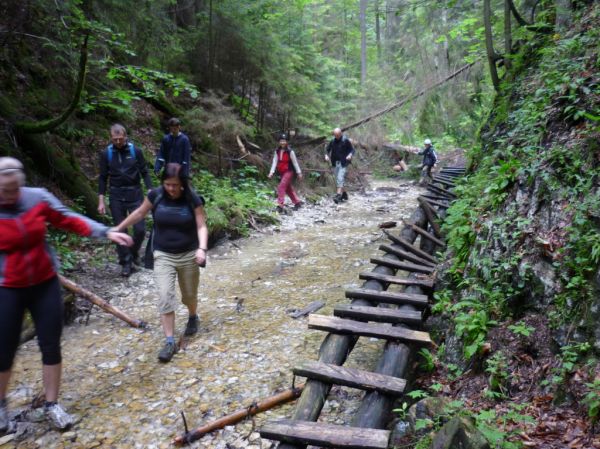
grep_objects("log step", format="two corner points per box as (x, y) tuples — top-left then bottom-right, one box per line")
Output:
(358, 271), (434, 289)
(334, 303), (423, 325)
(431, 177), (455, 188)
(419, 196), (450, 209)
(427, 183), (457, 198)
(345, 287), (429, 308)
(371, 257), (435, 274)
(379, 244), (436, 267)
(293, 361), (407, 395)
(408, 224), (446, 248)
(308, 314), (432, 345)
(420, 193), (451, 203)
(260, 419), (390, 449)
(383, 231), (438, 264)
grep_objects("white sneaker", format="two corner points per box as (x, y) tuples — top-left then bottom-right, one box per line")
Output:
(0, 401), (8, 432)
(44, 403), (74, 430)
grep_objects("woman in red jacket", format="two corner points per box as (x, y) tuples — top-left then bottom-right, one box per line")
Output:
(0, 157), (132, 432)
(268, 134), (303, 213)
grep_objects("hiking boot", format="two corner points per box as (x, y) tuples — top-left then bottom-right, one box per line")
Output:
(121, 263), (133, 277)
(158, 341), (177, 363)
(44, 402), (74, 431)
(276, 206), (285, 214)
(0, 400), (8, 433)
(293, 202), (303, 211)
(341, 191), (348, 201)
(131, 254), (142, 267)
(333, 194), (342, 204)
(184, 315), (199, 336)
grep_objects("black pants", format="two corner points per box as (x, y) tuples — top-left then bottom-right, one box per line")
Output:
(109, 192), (145, 266)
(0, 277), (63, 371)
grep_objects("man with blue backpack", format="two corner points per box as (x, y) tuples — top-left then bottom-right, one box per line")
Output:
(154, 117), (192, 177)
(98, 124), (153, 277)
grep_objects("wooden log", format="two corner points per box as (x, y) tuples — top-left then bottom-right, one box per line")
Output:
(358, 271), (434, 289)
(433, 174), (458, 182)
(407, 223), (446, 248)
(262, 420), (390, 449)
(431, 177), (455, 188)
(379, 243), (436, 267)
(308, 315), (432, 346)
(289, 300), (326, 319)
(345, 287), (429, 308)
(417, 197), (442, 238)
(420, 193), (451, 203)
(293, 361), (407, 396)
(58, 275), (146, 328)
(334, 304), (422, 326)
(174, 385), (305, 445)
(370, 257), (434, 274)
(383, 231), (438, 264)
(422, 198), (450, 209)
(426, 183), (457, 198)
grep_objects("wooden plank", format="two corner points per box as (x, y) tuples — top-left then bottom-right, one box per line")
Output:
(334, 304), (422, 325)
(421, 197), (450, 209)
(417, 197), (442, 238)
(379, 244), (436, 267)
(289, 300), (326, 319)
(308, 314), (432, 345)
(433, 174), (458, 183)
(345, 287), (429, 307)
(293, 361), (407, 396)
(420, 193), (451, 203)
(358, 271), (434, 289)
(431, 177), (455, 188)
(427, 183), (457, 198)
(371, 257), (435, 274)
(408, 223), (446, 248)
(383, 231), (438, 264)
(261, 420), (390, 449)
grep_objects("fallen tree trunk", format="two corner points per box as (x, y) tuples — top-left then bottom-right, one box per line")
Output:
(58, 275), (146, 329)
(174, 384), (305, 445)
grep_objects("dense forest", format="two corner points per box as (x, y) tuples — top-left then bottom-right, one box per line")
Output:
(1, 0), (599, 448)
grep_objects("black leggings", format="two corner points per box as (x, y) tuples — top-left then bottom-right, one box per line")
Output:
(0, 276), (63, 371)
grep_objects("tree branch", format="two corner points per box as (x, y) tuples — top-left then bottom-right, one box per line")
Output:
(14, 33), (90, 134)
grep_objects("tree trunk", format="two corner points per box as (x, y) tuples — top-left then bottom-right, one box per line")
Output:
(375, 0), (381, 63)
(360, 0), (368, 85)
(484, 0), (501, 91)
(504, 0), (512, 70)
(555, 0), (572, 32)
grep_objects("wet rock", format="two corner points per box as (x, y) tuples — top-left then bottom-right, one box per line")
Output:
(430, 416), (490, 449)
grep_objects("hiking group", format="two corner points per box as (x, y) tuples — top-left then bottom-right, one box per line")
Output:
(0, 118), (438, 434)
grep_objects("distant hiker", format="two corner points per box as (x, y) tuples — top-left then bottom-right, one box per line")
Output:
(268, 134), (303, 213)
(154, 117), (192, 178)
(0, 157), (132, 432)
(418, 138), (437, 182)
(98, 123), (153, 277)
(112, 163), (208, 363)
(325, 127), (355, 203)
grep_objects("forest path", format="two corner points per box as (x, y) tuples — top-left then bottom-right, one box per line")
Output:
(8, 177), (424, 449)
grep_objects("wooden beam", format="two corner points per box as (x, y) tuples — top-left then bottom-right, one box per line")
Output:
(407, 223), (446, 248)
(422, 198), (450, 209)
(289, 300), (326, 319)
(308, 315), (432, 346)
(417, 197), (442, 238)
(383, 231), (438, 264)
(420, 193), (451, 203)
(433, 174), (458, 183)
(379, 244), (436, 267)
(358, 271), (434, 289)
(371, 257), (435, 274)
(261, 420), (390, 449)
(293, 361), (407, 396)
(334, 304), (422, 325)
(427, 183), (457, 198)
(432, 177), (455, 188)
(345, 287), (429, 308)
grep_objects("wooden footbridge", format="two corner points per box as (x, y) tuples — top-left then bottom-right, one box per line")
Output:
(258, 167), (465, 449)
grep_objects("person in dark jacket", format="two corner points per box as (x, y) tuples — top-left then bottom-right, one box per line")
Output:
(0, 157), (132, 432)
(154, 118), (192, 177)
(268, 134), (303, 213)
(418, 138), (437, 182)
(98, 124), (153, 277)
(325, 128), (355, 203)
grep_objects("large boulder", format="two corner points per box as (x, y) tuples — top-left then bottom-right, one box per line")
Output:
(430, 416), (490, 449)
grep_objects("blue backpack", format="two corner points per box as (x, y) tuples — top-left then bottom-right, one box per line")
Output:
(107, 143), (136, 163)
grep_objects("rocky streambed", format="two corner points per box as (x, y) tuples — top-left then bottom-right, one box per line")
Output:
(4, 178), (423, 449)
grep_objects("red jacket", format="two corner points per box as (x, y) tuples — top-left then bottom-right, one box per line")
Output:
(0, 187), (109, 288)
